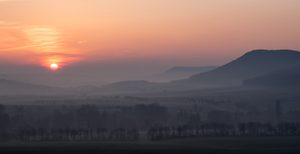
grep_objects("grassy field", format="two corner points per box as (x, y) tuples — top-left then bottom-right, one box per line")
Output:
(1, 136), (300, 153)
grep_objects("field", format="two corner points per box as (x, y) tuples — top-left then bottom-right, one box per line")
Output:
(1, 136), (300, 154)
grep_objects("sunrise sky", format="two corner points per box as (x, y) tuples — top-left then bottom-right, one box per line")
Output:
(1, 0), (300, 74)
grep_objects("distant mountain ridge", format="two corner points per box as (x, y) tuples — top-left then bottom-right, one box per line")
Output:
(98, 49), (300, 94)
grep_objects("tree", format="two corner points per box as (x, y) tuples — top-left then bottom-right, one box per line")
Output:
(0, 104), (10, 141)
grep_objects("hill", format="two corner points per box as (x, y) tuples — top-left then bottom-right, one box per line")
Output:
(176, 49), (300, 86)
(244, 66), (300, 87)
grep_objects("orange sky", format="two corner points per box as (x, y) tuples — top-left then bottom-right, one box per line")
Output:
(1, 0), (300, 69)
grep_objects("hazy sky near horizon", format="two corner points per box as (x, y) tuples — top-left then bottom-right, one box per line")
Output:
(1, 0), (300, 71)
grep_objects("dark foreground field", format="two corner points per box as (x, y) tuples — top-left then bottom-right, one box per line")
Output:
(1, 136), (300, 154)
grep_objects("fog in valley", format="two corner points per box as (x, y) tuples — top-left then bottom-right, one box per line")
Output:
(1, 50), (300, 148)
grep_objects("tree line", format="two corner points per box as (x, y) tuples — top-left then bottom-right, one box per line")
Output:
(147, 122), (300, 140)
(0, 122), (300, 142)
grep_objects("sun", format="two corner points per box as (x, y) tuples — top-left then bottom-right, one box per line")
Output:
(50, 63), (59, 71)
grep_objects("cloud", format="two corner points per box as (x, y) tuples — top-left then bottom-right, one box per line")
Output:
(0, 23), (82, 67)
(0, 0), (26, 2)
(40, 52), (82, 58)
(0, 21), (28, 51)
(0, 21), (20, 28)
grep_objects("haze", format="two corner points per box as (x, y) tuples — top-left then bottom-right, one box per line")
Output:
(1, 0), (300, 86)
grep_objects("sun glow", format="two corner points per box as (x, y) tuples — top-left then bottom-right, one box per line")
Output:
(50, 63), (59, 71)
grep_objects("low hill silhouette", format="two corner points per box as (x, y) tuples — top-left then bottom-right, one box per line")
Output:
(0, 78), (63, 95)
